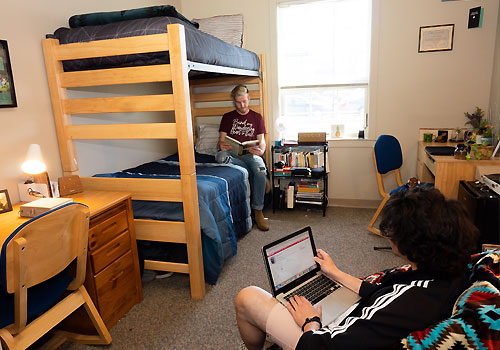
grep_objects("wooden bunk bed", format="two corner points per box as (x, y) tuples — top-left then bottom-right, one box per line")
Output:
(42, 23), (267, 300)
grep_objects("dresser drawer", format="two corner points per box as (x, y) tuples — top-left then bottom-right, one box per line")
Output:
(94, 251), (138, 328)
(90, 230), (131, 274)
(88, 209), (128, 251)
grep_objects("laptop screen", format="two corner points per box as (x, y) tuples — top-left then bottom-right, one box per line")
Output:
(263, 227), (318, 292)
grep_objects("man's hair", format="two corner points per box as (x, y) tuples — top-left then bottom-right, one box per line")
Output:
(231, 84), (249, 99)
(379, 187), (478, 278)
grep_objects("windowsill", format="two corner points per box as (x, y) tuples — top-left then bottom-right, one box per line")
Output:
(327, 138), (375, 148)
(328, 137), (373, 141)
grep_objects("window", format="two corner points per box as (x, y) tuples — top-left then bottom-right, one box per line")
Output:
(277, 0), (371, 139)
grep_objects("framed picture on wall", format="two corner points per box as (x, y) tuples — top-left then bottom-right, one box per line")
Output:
(418, 24), (454, 53)
(0, 40), (17, 108)
(0, 189), (12, 214)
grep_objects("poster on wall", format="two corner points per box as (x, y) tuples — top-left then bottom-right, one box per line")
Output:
(0, 40), (17, 108)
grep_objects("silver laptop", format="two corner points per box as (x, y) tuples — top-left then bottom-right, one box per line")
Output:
(262, 226), (360, 326)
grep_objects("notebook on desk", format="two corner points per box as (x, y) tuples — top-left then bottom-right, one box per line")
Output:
(262, 226), (360, 325)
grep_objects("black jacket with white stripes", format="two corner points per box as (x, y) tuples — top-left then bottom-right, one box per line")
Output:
(295, 269), (467, 350)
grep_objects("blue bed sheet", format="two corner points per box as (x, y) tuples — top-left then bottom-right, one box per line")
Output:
(94, 156), (251, 284)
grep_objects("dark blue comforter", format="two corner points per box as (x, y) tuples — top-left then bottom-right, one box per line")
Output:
(94, 155), (251, 284)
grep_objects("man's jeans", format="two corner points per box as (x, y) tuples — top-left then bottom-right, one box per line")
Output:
(216, 151), (267, 210)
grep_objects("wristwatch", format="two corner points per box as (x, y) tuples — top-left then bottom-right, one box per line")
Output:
(301, 316), (322, 332)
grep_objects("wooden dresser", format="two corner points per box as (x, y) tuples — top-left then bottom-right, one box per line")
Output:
(65, 191), (143, 330)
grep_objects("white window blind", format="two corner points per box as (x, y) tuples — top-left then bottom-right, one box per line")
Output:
(277, 0), (371, 139)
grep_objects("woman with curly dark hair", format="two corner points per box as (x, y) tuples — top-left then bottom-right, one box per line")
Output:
(235, 187), (479, 350)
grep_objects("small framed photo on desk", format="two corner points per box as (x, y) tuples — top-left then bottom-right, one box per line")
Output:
(0, 189), (12, 213)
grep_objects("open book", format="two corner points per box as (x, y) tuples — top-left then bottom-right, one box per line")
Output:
(225, 135), (260, 156)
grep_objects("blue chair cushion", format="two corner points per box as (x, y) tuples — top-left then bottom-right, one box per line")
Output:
(374, 135), (403, 175)
(0, 272), (72, 328)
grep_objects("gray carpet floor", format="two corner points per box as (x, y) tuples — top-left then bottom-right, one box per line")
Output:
(60, 206), (406, 350)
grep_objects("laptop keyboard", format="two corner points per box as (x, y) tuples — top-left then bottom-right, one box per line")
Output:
(284, 275), (341, 305)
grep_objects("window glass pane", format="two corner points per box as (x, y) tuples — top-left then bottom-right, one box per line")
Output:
(277, 0), (371, 139)
(278, 87), (366, 139)
(278, 0), (371, 87)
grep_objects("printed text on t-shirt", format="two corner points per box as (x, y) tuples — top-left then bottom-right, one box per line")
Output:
(230, 119), (255, 138)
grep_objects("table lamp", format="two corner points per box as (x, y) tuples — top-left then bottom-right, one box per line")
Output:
(21, 144), (53, 197)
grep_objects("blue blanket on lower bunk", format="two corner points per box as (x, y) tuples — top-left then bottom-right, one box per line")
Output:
(94, 155), (251, 284)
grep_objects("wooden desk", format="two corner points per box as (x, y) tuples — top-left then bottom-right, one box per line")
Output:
(0, 191), (143, 331)
(417, 141), (500, 199)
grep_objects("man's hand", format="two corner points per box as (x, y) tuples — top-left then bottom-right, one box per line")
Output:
(248, 145), (264, 156)
(218, 141), (232, 151)
(286, 295), (322, 331)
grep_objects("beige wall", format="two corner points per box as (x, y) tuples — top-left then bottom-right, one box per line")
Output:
(371, 0), (499, 200)
(182, 0), (499, 205)
(0, 0), (180, 203)
(0, 0), (498, 206)
(490, 3), (500, 132)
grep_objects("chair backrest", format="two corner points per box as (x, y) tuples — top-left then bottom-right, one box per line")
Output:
(373, 135), (403, 175)
(1, 202), (90, 294)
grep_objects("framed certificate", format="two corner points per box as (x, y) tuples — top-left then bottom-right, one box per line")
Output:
(0, 40), (17, 108)
(418, 24), (454, 53)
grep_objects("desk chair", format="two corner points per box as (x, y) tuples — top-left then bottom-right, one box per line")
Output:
(367, 135), (406, 238)
(0, 203), (111, 350)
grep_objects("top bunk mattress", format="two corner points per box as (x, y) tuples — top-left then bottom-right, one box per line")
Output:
(46, 16), (260, 73)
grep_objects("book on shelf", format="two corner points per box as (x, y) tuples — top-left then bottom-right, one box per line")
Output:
(287, 184), (295, 208)
(296, 192), (323, 200)
(225, 135), (260, 156)
(297, 187), (320, 193)
(295, 200), (323, 205)
(274, 147), (326, 169)
(274, 166), (292, 176)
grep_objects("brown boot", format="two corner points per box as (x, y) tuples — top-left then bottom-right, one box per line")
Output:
(254, 210), (269, 231)
(265, 178), (271, 194)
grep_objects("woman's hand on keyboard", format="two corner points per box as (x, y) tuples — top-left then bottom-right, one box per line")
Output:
(315, 249), (341, 280)
(315, 249), (363, 294)
(286, 295), (322, 331)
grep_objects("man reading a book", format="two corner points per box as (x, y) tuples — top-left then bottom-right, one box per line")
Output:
(216, 84), (269, 231)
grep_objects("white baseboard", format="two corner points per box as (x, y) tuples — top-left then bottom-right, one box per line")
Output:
(328, 198), (380, 209)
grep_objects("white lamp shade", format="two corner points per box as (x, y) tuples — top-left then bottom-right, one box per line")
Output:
(21, 144), (47, 175)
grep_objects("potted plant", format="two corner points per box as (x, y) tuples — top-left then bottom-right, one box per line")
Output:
(464, 107), (494, 160)
(464, 106), (487, 134)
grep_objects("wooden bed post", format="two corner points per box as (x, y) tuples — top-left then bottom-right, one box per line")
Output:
(42, 39), (79, 175)
(258, 54), (269, 167)
(167, 24), (205, 299)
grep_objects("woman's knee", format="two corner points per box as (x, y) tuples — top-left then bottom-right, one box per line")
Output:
(235, 286), (260, 315)
(235, 286), (277, 326)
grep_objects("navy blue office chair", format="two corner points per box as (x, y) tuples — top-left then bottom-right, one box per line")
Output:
(367, 135), (407, 237)
(0, 203), (111, 350)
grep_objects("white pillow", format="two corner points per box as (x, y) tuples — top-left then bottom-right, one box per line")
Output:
(193, 14), (244, 47)
(195, 124), (220, 156)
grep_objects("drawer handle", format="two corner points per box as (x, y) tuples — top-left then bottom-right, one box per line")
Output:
(106, 243), (122, 256)
(102, 222), (118, 234)
(111, 270), (125, 283)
